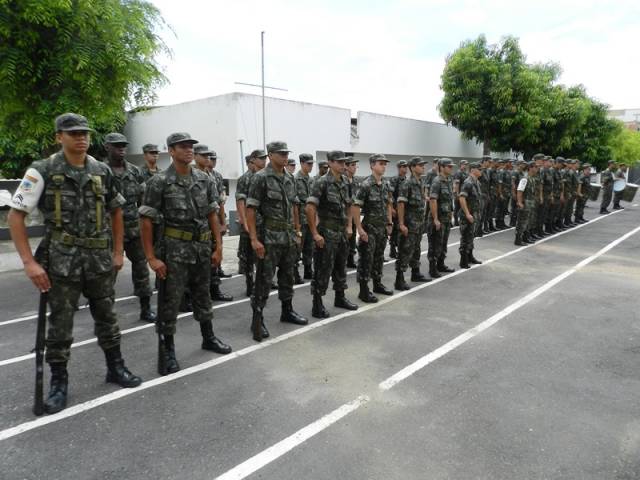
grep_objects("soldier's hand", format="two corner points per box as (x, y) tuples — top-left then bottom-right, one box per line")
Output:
(220, 223), (228, 235)
(113, 251), (124, 272)
(434, 219), (442, 231)
(313, 233), (325, 249)
(358, 227), (368, 243)
(466, 213), (474, 224)
(149, 257), (167, 279)
(25, 260), (50, 292)
(386, 224), (393, 236)
(346, 225), (353, 239)
(211, 248), (222, 267)
(399, 224), (408, 237)
(251, 238), (265, 259)
(518, 202), (524, 209)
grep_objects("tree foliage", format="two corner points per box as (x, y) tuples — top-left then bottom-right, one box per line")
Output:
(608, 122), (640, 166)
(0, 0), (169, 177)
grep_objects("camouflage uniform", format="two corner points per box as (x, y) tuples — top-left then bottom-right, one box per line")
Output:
(453, 165), (468, 226)
(515, 169), (536, 244)
(527, 170), (541, 236)
(422, 167), (439, 232)
(140, 164), (162, 182)
(396, 173), (426, 273)
(480, 166), (491, 232)
(427, 174), (454, 271)
(495, 165), (508, 228)
(562, 163), (578, 225)
(388, 171), (406, 256)
(575, 169), (591, 221)
(458, 175), (481, 255)
(551, 161), (565, 229)
(510, 166), (523, 226)
(295, 169), (314, 275)
(209, 167), (228, 291)
(236, 168), (258, 279)
(540, 165), (554, 234)
(600, 166), (614, 213)
(346, 173), (360, 266)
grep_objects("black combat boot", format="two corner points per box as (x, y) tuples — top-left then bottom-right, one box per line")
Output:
(139, 296), (157, 323)
(218, 268), (232, 278)
(373, 281), (393, 296)
(346, 254), (357, 269)
(245, 274), (253, 298)
(410, 267), (430, 282)
(476, 227), (484, 238)
(200, 320), (232, 354)
(358, 281), (378, 303)
(488, 220), (497, 232)
(157, 334), (180, 375)
(514, 234), (524, 246)
(280, 299), (308, 325)
(437, 258), (455, 273)
(469, 250), (482, 264)
(334, 290), (358, 310)
(459, 252), (470, 269)
(600, 208), (610, 214)
(251, 305), (264, 342)
(394, 270), (410, 291)
(522, 232), (533, 244)
(44, 363), (68, 414)
(210, 284), (233, 302)
(179, 292), (193, 312)
(312, 293), (330, 318)
(428, 259), (442, 279)
(389, 244), (397, 259)
(293, 267), (304, 285)
(303, 264), (313, 279)
(104, 345), (143, 387)
(509, 216), (517, 227)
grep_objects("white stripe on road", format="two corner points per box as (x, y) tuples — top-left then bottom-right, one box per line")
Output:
(0, 211), (624, 441)
(213, 222), (640, 480)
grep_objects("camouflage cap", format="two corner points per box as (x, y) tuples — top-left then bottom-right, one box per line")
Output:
(266, 141), (291, 153)
(607, 159), (616, 165)
(142, 143), (160, 153)
(208, 151), (218, 160)
(318, 159), (329, 167)
(581, 163), (592, 169)
(193, 144), (213, 155)
(251, 149), (268, 159)
(532, 153), (545, 160)
(55, 113), (94, 133)
(166, 132), (198, 146)
(287, 157), (296, 165)
(409, 156), (428, 167)
(299, 153), (314, 163)
(555, 156), (566, 164)
(397, 160), (408, 167)
(345, 156), (358, 164)
(544, 155), (553, 161)
(460, 160), (468, 165)
(369, 153), (389, 163)
(327, 150), (349, 162)
(439, 158), (453, 166)
(468, 162), (481, 169)
(104, 132), (128, 145)
(527, 161), (537, 168)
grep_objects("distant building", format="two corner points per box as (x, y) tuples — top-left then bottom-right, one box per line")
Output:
(607, 108), (640, 131)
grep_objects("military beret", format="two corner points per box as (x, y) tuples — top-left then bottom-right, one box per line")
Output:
(468, 162), (481, 169)
(397, 160), (408, 167)
(439, 158), (453, 166)
(327, 150), (349, 162)
(55, 113), (94, 133)
(193, 144), (213, 155)
(266, 141), (291, 153)
(287, 157), (296, 165)
(142, 143), (159, 153)
(299, 153), (314, 163)
(532, 153), (545, 160)
(409, 156), (428, 167)
(104, 132), (128, 145)
(460, 160), (468, 165)
(607, 159), (616, 165)
(251, 149), (267, 158)
(369, 153), (389, 163)
(167, 132), (198, 146)
(345, 156), (358, 164)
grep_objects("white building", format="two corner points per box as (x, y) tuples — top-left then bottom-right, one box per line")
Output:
(607, 108), (640, 131)
(124, 92), (484, 218)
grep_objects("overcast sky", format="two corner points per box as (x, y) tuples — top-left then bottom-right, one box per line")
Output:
(150, 0), (640, 123)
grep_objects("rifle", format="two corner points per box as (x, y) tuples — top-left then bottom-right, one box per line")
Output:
(33, 292), (48, 416)
(156, 276), (168, 376)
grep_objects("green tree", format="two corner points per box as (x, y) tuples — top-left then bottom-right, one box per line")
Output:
(0, 0), (169, 177)
(608, 121), (640, 166)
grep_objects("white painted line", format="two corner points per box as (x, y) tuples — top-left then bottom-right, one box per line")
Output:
(214, 395), (370, 480)
(212, 222), (640, 480)
(0, 212), (623, 440)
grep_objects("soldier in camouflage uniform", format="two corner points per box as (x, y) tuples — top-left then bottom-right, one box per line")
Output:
(452, 160), (468, 227)
(388, 160), (408, 259)
(140, 143), (162, 181)
(9, 113), (142, 414)
(352, 154), (394, 303)
(394, 156), (430, 290)
(526, 156), (543, 241)
(207, 149), (234, 277)
(479, 156), (492, 235)
(104, 133), (156, 323)
(246, 141), (308, 342)
(551, 157), (566, 231)
(345, 156), (360, 268)
(514, 162), (539, 245)
(295, 153), (315, 279)
(427, 158), (456, 278)
(286, 157), (296, 175)
(539, 155), (555, 235)
(458, 162), (484, 268)
(510, 160), (525, 228)
(530, 153), (548, 237)
(562, 159), (578, 227)
(140, 133), (232, 374)
(613, 163), (628, 210)
(422, 159), (439, 234)
(599, 160), (616, 214)
(575, 163), (592, 223)
(305, 150), (358, 318)
(494, 159), (508, 229)
(312, 159), (329, 188)
(236, 149), (267, 296)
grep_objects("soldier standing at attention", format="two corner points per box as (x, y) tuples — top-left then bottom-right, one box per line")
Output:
(352, 154), (394, 303)
(551, 157), (566, 231)
(312, 158), (329, 188)
(246, 141), (308, 342)
(530, 153), (547, 237)
(613, 163), (627, 210)
(540, 155), (555, 235)
(599, 160), (616, 214)
(427, 158), (456, 278)
(575, 163), (592, 223)
(504, 159), (514, 227)
(345, 156), (360, 268)
(563, 159), (579, 227)
(8, 113), (142, 413)
(394, 156), (431, 290)
(526, 156), (543, 241)
(479, 155), (492, 234)
(510, 160), (525, 228)
(422, 159), (439, 233)
(140, 133), (231, 374)
(207, 150), (232, 279)
(286, 157), (297, 175)
(514, 161), (538, 245)
(305, 150), (358, 318)
(485, 158), (498, 232)
(389, 160), (408, 259)
(458, 162), (483, 268)
(104, 133), (156, 323)
(494, 159), (508, 229)
(140, 143), (162, 181)
(452, 160), (468, 227)
(295, 153), (315, 280)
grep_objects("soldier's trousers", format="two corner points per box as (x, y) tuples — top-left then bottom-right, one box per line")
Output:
(458, 218), (475, 254)
(299, 224), (314, 268)
(601, 187), (613, 211)
(454, 199), (461, 224)
(252, 242), (296, 309)
(536, 202), (546, 231)
(396, 229), (423, 272)
(510, 197), (518, 224)
(527, 202), (538, 232)
(427, 221), (451, 262)
(575, 195), (587, 219)
(545, 198), (557, 225)
(311, 228), (348, 295)
(553, 199), (565, 225)
(46, 272), (121, 364)
(390, 218), (399, 249)
(237, 230), (255, 275)
(564, 195), (576, 222)
(348, 219), (357, 258)
(113, 236), (152, 298)
(515, 206), (530, 237)
(357, 224), (387, 284)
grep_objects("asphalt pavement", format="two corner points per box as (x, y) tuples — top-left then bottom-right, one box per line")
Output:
(0, 201), (638, 480)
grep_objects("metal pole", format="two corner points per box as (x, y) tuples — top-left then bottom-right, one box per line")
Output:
(238, 139), (245, 174)
(261, 31), (266, 148)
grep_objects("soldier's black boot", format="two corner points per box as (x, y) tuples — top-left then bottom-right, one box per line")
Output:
(522, 232), (533, 244)
(428, 259), (442, 279)
(139, 296), (157, 323)
(394, 270), (410, 291)
(158, 335), (180, 375)
(280, 299), (308, 325)
(459, 252), (470, 269)
(346, 254), (357, 269)
(358, 281), (378, 303)
(245, 274), (254, 297)
(44, 363), (68, 414)
(104, 346), (143, 388)
(389, 244), (397, 259)
(373, 281), (393, 296)
(179, 292), (193, 312)
(210, 284), (233, 302)
(251, 305), (264, 342)
(514, 234), (524, 246)
(410, 267), (430, 282)
(200, 320), (232, 354)
(437, 258), (455, 273)
(334, 290), (358, 310)
(469, 250), (482, 264)
(312, 293), (330, 318)
(218, 268), (232, 278)
(488, 220), (497, 232)
(303, 264), (314, 279)
(293, 267), (304, 285)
